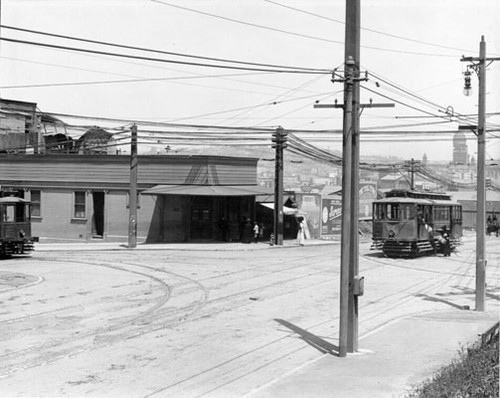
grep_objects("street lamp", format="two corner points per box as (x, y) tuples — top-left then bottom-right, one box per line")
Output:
(463, 69), (473, 97)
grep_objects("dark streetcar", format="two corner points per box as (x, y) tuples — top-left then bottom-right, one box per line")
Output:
(372, 189), (462, 258)
(0, 195), (38, 256)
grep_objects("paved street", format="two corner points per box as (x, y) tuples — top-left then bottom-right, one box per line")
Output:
(0, 233), (498, 397)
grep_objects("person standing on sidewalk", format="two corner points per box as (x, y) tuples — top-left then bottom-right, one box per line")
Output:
(297, 217), (306, 246)
(253, 222), (260, 243)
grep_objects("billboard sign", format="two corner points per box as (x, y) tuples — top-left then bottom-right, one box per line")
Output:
(321, 197), (342, 237)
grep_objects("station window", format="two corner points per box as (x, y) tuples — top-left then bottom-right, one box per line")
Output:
(30, 190), (41, 217)
(74, 191), (86, 219)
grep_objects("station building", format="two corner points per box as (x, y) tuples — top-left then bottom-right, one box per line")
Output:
(0, 154), (269, 243)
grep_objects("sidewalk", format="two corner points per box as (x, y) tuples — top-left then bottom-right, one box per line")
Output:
(247, 308), (499, 398)
(33, 238), (339, 252)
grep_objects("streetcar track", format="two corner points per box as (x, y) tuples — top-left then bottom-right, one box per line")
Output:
(0, 251), (355, 379)
(1, 245), (494, 396)
(142, 255), (465, 398)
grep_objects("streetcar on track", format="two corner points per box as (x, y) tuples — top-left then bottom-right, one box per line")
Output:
(371, 189), (462, 258)
(0, 194), (38, 256)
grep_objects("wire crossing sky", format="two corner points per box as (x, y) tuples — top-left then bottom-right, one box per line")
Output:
(0, 0), (498, 162)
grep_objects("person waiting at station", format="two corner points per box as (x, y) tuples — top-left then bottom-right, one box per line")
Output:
(438, 226), (451, 256)
(253, 222), (260, 243)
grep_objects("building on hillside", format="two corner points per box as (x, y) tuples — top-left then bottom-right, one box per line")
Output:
(0, 154), (268, 243)
(379, 173), (411, 191)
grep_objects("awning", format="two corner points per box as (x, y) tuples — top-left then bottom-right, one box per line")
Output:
(258, 203), (299, 215)
(142, 185), (272, 197)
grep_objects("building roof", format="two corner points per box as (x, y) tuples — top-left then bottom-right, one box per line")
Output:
(0, 154), (260, 190)
(143, 184), (271, 196)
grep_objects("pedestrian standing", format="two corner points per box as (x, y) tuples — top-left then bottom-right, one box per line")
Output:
(253, 222), (260, 243)
(297, 217), (305, 246)
(440, 226), (451, 256)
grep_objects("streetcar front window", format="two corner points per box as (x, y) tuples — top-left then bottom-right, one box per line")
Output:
(375, 204), (385, 220)
(4, 205), (15, 222)
(400, 204), (412, 220)
(387, 204), (399, 220)
(0, 203), (29, 222)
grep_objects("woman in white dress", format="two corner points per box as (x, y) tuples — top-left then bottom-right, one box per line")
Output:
(297, 217), (306, 246)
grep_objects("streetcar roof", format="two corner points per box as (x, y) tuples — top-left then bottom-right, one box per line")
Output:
(373, 197), (460, 206)
(0, 197), (30, 204)
(374, 197), (434, 204)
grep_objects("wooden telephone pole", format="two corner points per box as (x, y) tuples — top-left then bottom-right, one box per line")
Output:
(128, 124), (138, 249)
(314, 0), (393, 356)
(272, 126), (288, 246)
(461, 36), (500, 311)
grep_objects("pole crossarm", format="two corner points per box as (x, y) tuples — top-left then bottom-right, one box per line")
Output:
(314, 102), (394, 109)
(461, 56), (500, 62)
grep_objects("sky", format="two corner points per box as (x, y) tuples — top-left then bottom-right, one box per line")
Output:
(0, 0), (499, 162)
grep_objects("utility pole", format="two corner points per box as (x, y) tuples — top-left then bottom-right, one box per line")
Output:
(128, 124), (138, 249)
(315, 95), (393, 357)
(314, 1), (393, 356)
(345, 0), (361, 353)
(338, 57), (355, 358)
(404, 158), (421, 190)
(461, 36), (500, 311)
(272, 126), (287, 246)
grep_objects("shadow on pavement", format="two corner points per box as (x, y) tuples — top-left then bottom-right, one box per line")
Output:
(275, 319), (339, 356)
(451, 285), (500, 302)
(415, 293), (469, 310)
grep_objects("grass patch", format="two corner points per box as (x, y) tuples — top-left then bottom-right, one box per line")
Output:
(406, 331), (499, 398)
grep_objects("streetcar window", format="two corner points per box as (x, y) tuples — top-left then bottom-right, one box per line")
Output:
(423, 206), (432, 223)
(400, 204), (411, 220)
(379, 205), (385, 219)
(15, 203), (26, 222)
(375, 204), (385, 220)
(387, 204), (399, 220)
(4, 205), (15, 222)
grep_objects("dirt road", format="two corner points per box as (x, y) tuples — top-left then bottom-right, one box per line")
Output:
(0, 234), (498, 397)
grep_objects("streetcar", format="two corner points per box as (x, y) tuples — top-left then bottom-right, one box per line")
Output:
(372, 189), (462, 258)
(0, 194), (38, 256)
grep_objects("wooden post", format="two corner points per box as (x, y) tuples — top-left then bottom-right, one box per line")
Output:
(273, 127), (285, 246)
(339, 57), (354, 358)
(128, 124), (138, 249)
(476, 36), (486, 311)
(346, 0), (361, 353)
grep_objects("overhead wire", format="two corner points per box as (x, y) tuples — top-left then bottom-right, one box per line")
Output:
(0, 24), (331, 73)
(264, 0), (491, 55)
(0, 36), (330, 75)
(217, 73), (327, 126)
(365, 69), (497, 129)
(365, 69), (500, 133)
(151, 0), (466, 58)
